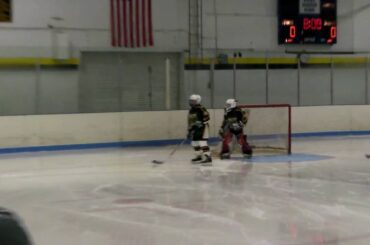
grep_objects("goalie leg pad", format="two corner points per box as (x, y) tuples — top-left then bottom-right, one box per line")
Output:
(221, 132), (233, 154)
(237, 133), (253, 155)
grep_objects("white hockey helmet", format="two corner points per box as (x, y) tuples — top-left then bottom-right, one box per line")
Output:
(225, 98), (237, 112)
(189, 94), (201, 107)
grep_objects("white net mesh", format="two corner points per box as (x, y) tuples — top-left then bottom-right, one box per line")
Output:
(242, 105), (291, 154)
(212, 104), (291, 156)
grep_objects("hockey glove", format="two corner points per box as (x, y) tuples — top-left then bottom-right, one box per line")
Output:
(193, 121), (204, 129)
(230, 122), (244, 132)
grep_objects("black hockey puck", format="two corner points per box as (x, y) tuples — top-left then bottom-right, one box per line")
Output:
(152, 160), (164, 164)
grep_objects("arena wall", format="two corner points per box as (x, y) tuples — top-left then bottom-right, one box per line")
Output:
(1, 105), (370, 152)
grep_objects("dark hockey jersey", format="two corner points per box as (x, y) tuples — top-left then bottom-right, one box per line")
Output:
(188, 106), (210, 129)
(222, 107), (247, 128)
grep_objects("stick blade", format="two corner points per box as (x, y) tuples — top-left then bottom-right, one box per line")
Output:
(152, 160), (164, 164)
(366, 154), (370, 159)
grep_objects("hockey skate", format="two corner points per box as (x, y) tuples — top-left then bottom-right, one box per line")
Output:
(191, 156), (202, 164)
(220, 153), (230, 160)
(200, 155), (212, 166)
(243, 153), (252, 159)
(243, 147), (253, 159)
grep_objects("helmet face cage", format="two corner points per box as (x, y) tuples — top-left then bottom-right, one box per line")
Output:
(189, 95), (201, 107)
(225, 99), (237, 111)
(189, 99), (197, 107)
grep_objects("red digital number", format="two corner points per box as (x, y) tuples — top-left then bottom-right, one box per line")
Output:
(303, 18), (322, 31)
(314, 18), (322, 30)
(289, 25), (296, 38)
(303, 18), (310, 31)
(330, 26), (337, 38)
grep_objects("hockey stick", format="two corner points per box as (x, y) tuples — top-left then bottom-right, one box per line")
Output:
(152, 138), (188, 164)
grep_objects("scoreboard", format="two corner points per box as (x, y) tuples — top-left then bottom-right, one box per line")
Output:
(0, 0), (11, 22)
(278, 0), (337, 45)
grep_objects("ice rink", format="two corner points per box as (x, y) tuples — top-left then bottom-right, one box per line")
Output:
(1, 136), (370, 245)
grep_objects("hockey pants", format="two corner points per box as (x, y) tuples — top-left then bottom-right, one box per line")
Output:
(221, 131), (252, 155)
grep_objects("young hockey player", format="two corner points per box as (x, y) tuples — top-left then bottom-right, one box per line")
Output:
(219, 99), (253, 159)
(187, 94), (212, 165)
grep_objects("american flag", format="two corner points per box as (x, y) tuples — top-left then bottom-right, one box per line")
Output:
(110, 0), (154, 47)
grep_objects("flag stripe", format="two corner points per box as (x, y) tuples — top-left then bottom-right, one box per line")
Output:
(129, 0), (134, 47)
(148, 0), (153, 46)
(122, 0), (128, 47)
(135, 0), (141, 47)
(116, 0), (122, 46)
(110, 0), (116, 46)
(142, 0), (147, 46)
(110, 0), (153, 47)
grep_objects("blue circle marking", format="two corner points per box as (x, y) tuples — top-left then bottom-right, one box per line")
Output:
(237, 153), (333, 164)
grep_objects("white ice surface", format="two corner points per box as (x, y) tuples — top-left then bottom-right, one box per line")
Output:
(1, 136), (370, 244)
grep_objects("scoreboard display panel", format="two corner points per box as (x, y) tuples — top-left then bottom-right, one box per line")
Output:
(278, 0), (337, 45)
(0, 0), (11, 22)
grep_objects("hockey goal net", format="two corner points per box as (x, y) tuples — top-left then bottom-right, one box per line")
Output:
(214, 104), (291, 156)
